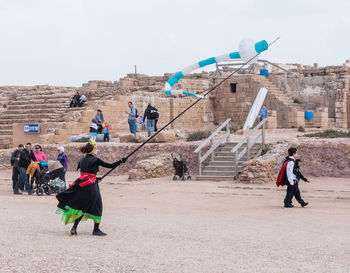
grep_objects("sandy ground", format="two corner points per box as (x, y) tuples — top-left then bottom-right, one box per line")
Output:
(0, 170), (350, 273)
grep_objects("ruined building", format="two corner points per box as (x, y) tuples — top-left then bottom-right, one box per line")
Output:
(0, 62), (349, 148)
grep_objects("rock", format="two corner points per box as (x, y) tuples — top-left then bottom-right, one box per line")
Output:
(137, 131), (176, 143)
(128, 153), (173, 180)
(69, 135), (91, 142)
(119, 134), (137, 143)
(238, 142), (288, 184)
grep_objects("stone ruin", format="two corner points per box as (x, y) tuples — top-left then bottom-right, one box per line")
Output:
(0, 61), (349, 182)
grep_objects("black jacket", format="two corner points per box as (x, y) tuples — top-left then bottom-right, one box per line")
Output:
(143, 105), (158, 121)
(77, 154), (122, 174)
(11, 149), (21, 167)
(18, 149), (37, 169)
(293, 166), (308, 182)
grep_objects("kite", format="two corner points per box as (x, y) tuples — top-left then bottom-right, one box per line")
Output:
(163, 39), (269, 98)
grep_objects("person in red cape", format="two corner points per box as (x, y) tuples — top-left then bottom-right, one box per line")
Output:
(56, 139), (126, 236)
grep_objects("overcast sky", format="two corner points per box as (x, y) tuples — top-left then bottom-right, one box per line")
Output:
(0, 0), (349, 86)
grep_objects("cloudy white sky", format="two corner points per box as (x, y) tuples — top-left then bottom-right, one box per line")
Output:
(0, 0), (349, 86)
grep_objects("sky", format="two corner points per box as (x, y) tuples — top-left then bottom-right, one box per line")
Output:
(0, 0), (349, 86)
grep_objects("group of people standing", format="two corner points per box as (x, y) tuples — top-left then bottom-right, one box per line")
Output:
(11, 143), (68, 195)
(126, 101), (159, 138)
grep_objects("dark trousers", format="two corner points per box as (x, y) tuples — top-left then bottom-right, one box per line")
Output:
(14, 167), (30, 193)
(284, 182), (305, 206)
(104, 133), (110, 142)
(12, 167), (19, 190)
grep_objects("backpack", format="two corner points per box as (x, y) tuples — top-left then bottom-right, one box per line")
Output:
(276, 158), (293, 187)
(149, 107), (159, 119)
(135, 108), (139, 118)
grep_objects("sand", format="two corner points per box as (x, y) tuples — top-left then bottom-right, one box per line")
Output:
(0, 169), (349, 273)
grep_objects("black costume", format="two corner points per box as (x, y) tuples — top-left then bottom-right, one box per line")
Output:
(56, 155), (122, 226)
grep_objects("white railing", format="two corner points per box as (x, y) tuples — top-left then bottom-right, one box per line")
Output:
(194, 119), (231, 175)
(230, 118), (266, 177)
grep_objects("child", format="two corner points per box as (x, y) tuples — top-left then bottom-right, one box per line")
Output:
(139, 114), (146, 130)
(90, 119), (98, 140)
(293, 159), (310, 207)
(103, 122), (110, 142)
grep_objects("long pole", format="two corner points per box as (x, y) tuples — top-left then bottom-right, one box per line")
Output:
(101, 38), (280, 179)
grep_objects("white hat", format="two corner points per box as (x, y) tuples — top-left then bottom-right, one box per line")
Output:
(57, 146), (64, 153)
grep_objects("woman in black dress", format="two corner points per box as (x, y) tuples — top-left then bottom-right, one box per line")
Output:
(56, 139), (126, 236)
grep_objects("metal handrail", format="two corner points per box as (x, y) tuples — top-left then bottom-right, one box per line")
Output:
(231, 118), (266, 178)
(230, 118), (266, 154)
(194, 119), (231, 153)
(194, 118), (231, 175)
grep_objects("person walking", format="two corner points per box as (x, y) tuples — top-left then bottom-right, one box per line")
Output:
(11, 144), (24, 191)
(57, 146), (68, 182)
(126, 101), (137, 138)
(13, 143), (37, 195)
(56, 139), (127, 236)
(143, 103), (158, 137)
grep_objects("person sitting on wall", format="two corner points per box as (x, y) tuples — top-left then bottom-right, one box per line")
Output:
(70, 91), (81, 107)
(78, 94), (86, 107)
(259, 105), (268, 121)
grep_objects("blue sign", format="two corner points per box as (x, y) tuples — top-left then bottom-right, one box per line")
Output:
(24, 123), (40, 133)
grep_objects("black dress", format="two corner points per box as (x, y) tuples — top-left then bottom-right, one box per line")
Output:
(56, 155), (121, 225)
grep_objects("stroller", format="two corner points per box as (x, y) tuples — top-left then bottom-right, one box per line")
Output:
(35, 160), (66, 196)
(171, 153), (191, 181)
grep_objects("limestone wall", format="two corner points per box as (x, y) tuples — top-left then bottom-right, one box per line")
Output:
(40, 142), (209, 176)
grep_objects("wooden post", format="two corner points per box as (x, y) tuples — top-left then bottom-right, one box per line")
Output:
(226, 123), (230, 142)
(198, 150), (202, 175)
(235, 150), (238, 178)
(262, 120), (266, 152)
(247, 138), (250, 160)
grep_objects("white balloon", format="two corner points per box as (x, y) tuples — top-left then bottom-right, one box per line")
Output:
(239, 39), (259, 64)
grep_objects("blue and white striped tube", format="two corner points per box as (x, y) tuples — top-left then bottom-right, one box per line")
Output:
(164, 39), (268, 98)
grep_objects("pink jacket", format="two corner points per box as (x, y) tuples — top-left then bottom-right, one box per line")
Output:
(34, 152), (47, 162)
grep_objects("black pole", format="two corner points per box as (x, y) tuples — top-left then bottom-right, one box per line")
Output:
(101, 38), (279, 179)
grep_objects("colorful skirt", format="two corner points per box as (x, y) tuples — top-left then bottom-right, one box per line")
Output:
(56, 174), (102, 224)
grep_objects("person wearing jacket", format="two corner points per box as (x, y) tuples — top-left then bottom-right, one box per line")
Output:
(292, 159), (310, 207)
(11, 144), (24, 191)
(56, 139), (127, 236)
(57, 146), (68, 182)
(14, 143), (37, 195)
(143, 103), (158, 137)
(94, 109), (104, 134)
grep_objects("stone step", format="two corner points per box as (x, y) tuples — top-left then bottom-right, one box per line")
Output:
(0, 130), (12, 135)
(15, 93), (74, 99)
(9, 98), (71, 105)
(201, 170), (237, 176)
(196, 175), (235, 181)
(7, 104), (71, 110)
(206, 161), (243, 166)
(204, 166), (242, 172)
(216, 148), (260, 156)
(4, 108), (68, 115)
(0, 113), (62, 120)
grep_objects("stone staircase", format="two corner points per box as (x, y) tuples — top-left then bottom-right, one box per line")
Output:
(255, 76), (305, 127)
(197, 142), (262, 181)
(0, 86), (79, 148)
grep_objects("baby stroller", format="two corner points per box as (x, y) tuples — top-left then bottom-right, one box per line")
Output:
(36, 160), (66, 196)
(171, 153), (191, 181)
